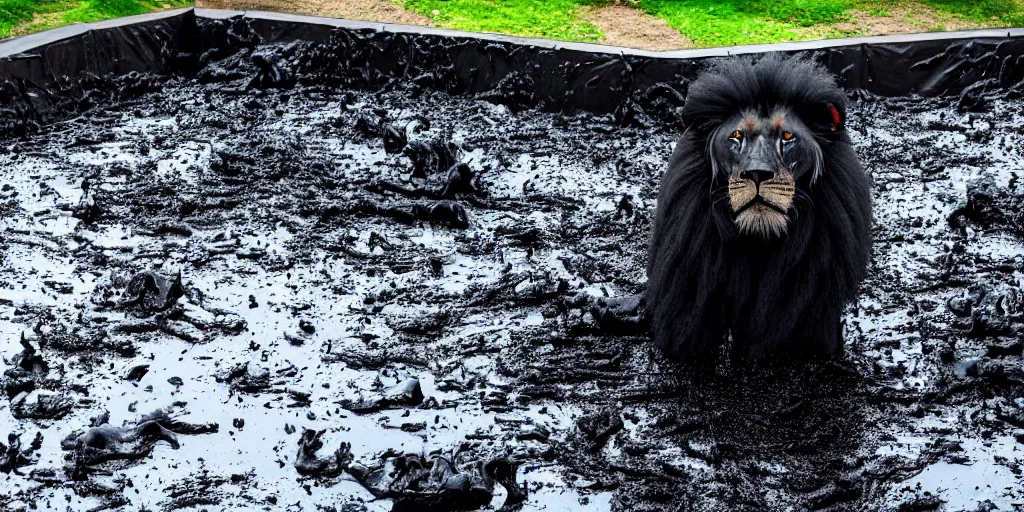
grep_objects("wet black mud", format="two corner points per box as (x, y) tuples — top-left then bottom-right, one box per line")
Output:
(1, 20), (1024, 512)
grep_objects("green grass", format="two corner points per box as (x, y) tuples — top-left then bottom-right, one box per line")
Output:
(402, 0), (603, 42)
(3, 0), (1024, 48)
(1, 0), (190, 39)
(403, 0), (1024, 48)
(0, 0), (53, 37)
(918, 0), (1024, 25)
(638, 0), (853, 47)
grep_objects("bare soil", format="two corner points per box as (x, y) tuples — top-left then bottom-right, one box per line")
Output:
(580, 3), (693, 50)
(9, 11), (64, 37)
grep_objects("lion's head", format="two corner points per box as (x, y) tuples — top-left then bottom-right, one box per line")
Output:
(683, 54), (848, 239)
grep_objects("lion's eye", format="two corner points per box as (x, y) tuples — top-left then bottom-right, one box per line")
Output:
(781, 132), (795, 142)
(729, 130), (743, 141)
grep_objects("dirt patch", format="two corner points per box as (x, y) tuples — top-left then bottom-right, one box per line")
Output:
(827, 2), (982, 37)
(580, 3), (692, 50)
(8, 11), (65, 38)
(196, 0), (432, 26)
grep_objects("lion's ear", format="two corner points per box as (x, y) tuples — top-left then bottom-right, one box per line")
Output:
(805, 102), (844, 133)
(825, 103), (843, 132)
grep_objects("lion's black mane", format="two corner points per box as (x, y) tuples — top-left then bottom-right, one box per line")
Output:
(646, 55), (873, 362)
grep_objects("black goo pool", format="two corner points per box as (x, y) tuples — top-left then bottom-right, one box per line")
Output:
(1, 12), (1024, 512)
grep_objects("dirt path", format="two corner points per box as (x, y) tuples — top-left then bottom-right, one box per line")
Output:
(580, 3), (692, 50)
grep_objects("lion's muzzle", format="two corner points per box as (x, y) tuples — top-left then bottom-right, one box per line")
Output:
(728, 171), (795, 238)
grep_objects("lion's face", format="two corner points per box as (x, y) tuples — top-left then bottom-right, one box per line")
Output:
(711, 108), (823, 238)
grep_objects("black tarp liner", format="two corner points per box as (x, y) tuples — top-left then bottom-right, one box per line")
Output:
(0, 7), (1023, 124)
(2, 8), (1024, 511)
(0, 9), (193, 134)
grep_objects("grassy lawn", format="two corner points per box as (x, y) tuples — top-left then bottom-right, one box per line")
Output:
(638, 0), (853, 47)
(401, 0), (1024, 47)
(403, 0), (604, 42)
(920, 0), (1024, 23)
(3, 0), (1024, 47)
(639, 0), (1024, 46)
(1, 0), (191, 39)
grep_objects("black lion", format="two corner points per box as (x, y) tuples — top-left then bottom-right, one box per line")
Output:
(646, 55), (872, 362)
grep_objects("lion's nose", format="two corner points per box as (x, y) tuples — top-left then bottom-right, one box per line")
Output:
(739, 170), (776, 186)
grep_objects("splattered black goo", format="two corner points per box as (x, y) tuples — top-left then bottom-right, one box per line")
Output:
(1, 23), (1024, 512)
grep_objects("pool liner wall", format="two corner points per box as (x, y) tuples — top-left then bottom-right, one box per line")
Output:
(1, 7), (1023, 127)
(2, 8), (1024, 511)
